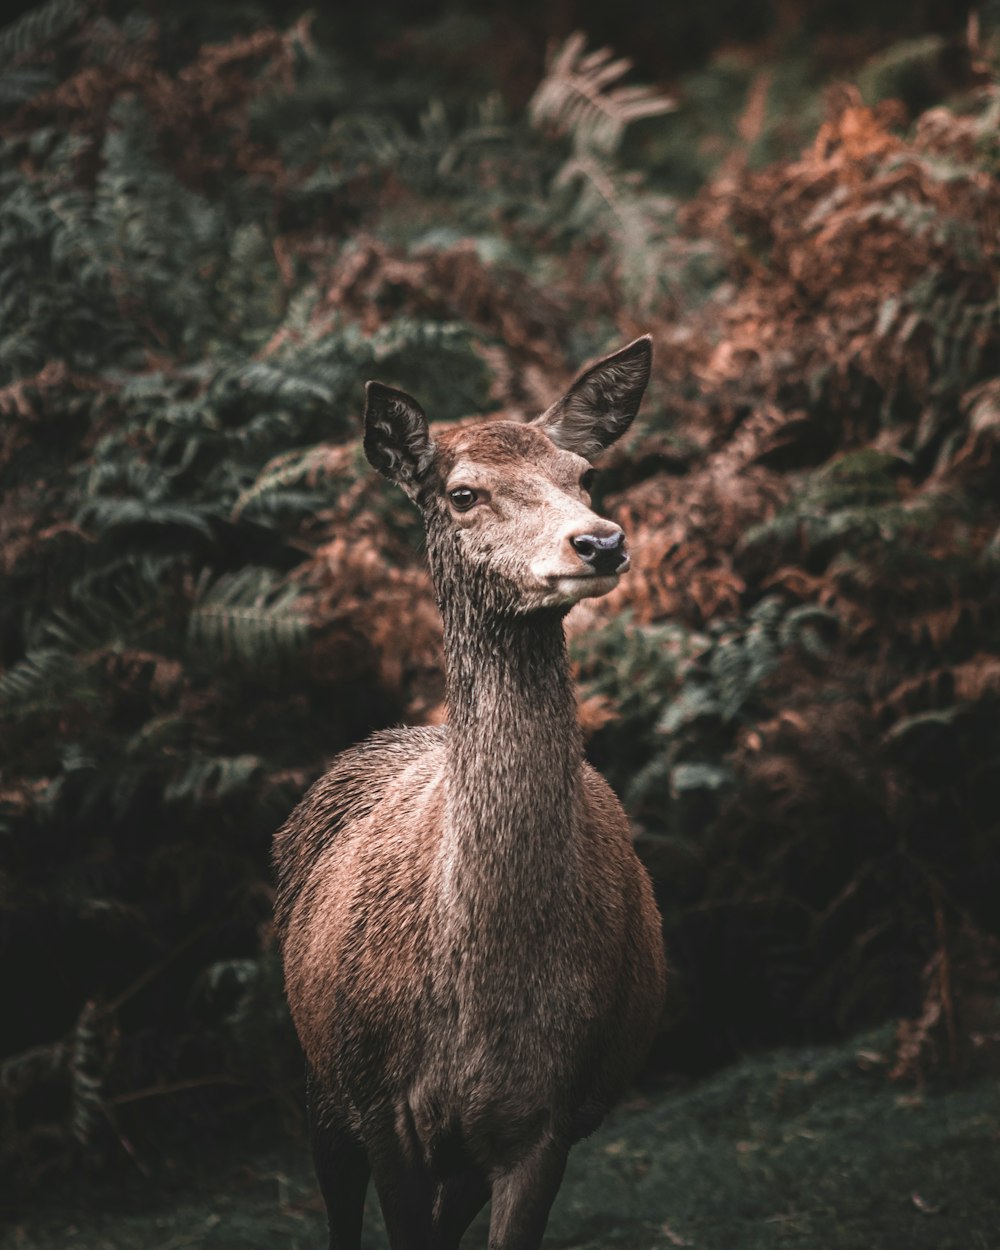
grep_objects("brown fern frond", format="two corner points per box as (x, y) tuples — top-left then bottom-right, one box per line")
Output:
(529, 30), (674, 154)
(891, 917), (1000, 1084)
(302, 531), (441, 708)
(308, 236), (567, 369)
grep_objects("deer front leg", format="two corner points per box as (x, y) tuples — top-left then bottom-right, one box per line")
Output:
(486, 1138), (569, 1250)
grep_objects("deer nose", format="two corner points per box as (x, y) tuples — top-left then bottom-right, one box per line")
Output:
(570, 529), (628, 576)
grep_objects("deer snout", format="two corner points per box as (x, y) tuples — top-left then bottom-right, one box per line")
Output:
(570, 528), (628, 576)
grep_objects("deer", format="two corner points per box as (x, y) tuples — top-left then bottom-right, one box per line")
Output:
(272, 336), (667, 1250)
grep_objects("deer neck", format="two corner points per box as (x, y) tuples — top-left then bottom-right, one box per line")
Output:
(435, 567), (584, 907)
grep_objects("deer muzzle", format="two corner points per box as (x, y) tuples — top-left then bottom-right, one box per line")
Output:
(570, 530), (628, 576)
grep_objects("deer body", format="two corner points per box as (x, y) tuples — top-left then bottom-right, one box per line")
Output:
(274, 339), (666, 1249)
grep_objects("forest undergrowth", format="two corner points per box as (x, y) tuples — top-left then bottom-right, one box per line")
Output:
(1, 0), (999, 1193)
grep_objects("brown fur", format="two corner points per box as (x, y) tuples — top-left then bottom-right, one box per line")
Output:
(273, 337), (666, 1250)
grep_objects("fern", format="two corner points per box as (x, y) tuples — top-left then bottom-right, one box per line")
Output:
(711, 634), (755, 721)
(780, 604), (840, 660)
(164, 754), (263, 805)
(1, 557), (180, 717)
(0, 0), (84, 70)
(94, 97), (226, 354)
(367, 318), (492, 418)
(624, 595), (847, 833)
(551, 152), (684, 307)
(211, 359), (337, 408)
(77, 495), (217, 537)
(69, 999), (107, 1148)
(525, 34), (692, 309)
(743, 596), (785, 690)
(574, 616), (708, 811)
(232, 443), (347, 520)
(670, 761), (735, 795)
(657, 684), (722, 737)
(188, 567), (308, 667)
(328, 94), (515, 194)
(190, 948), (295, 1085)
(529, 31), (675, 155)
(0, 160), (136, 379)
(0, 66), (53, 106)
(739, 454), (959, 565)
(0, 1037), (67, 1096)
(0, 647), (92, 717)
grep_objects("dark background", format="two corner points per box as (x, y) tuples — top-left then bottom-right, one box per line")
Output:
(1, 0), (999, 1206)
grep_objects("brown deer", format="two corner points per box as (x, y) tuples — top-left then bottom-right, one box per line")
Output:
(273, 336), (666, 1250)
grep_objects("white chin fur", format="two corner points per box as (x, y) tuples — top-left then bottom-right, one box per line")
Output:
(522, 574), (619, 611)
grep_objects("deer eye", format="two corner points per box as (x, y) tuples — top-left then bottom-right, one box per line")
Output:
(448, 487), (478, 511)
(580, 469), (596, 494)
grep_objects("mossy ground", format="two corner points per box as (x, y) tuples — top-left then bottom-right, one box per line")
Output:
(5, 1029), (998, 1250)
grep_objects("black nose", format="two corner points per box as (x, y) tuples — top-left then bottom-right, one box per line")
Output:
(571, 530), (627, 576)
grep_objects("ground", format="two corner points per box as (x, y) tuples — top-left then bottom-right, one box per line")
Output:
(5, 1029), (998, 1250)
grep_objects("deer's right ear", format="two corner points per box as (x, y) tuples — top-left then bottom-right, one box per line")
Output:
(532, 336), (652, 460)
(363, 381), (435, 497)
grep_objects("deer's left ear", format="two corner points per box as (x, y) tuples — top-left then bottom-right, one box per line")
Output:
(363, 381), (435, 498)
(532, 335), (652, 460)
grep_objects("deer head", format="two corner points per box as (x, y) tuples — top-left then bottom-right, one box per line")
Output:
(364, 336), (652, 614)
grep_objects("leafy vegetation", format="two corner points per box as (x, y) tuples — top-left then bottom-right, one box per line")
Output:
(1, 0), (999, 1195)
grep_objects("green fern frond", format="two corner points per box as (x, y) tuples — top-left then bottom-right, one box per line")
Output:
(0, 1038), (68, 1096)
(744, 595), (784, 673)
(657, 684), (722, 736)
(232, 443), (340, 519)
(211, 359), (336, 408)
(711, 636), (753, 721)
(69, 999), (108, 1147)
(0, 647), (93, 717)
(0, 0), (84, 70)
(76, 454), (219, 536)
(188, 567), (308, 666)
(193, 958), (260, 1028)
(164, 753), (262, 805)
(94, 97), (225, 352)
(76, 495), (216, 537)
(670, 761), (735, 795)
(3, 556), (185, 721)
(123, 713), (188, 757)
(369, 319), (492, 419)
(0, 67), (53, 105)
(328, 95), (514, 195)
(655, 596), (842, 742)
(779, 604), (841, 659)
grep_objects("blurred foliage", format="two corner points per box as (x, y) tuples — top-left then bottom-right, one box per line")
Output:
(1, 0), (999, 1190)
